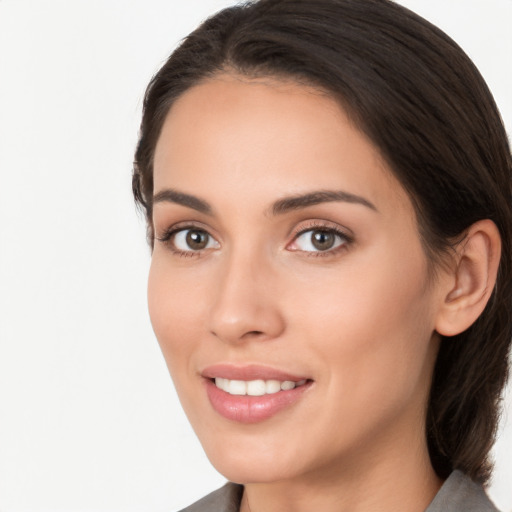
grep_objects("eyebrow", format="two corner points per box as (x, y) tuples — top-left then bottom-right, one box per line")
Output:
(153, 189), (213, 215)
(152, 188), (377, 216)
(270, 190), (377, 215)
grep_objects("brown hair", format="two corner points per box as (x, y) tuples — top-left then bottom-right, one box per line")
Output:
(133, 0), (512, 484)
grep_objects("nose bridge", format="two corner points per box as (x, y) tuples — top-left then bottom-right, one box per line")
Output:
(209, 242), (284, 344)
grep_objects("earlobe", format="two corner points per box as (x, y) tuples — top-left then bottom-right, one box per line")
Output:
(435, 219), (501, 337)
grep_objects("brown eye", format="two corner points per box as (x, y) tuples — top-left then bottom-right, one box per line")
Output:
(171, 228), (219, 252)
(290, 227), (349, 253)
(311, 230), (335, 251)
(186, 230), (209, 250)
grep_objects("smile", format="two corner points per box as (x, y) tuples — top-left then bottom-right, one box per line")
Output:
(214, 378), (307, 396)
(202, 365), (313, 423)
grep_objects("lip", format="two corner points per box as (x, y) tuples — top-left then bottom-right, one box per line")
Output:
(201, 363), (309, 382)
(201, 364), (313, 424)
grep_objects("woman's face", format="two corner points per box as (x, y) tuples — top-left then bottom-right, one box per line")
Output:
(149, 75), (445, 484)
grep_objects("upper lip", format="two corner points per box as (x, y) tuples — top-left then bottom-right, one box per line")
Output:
(201, 364), (310, 382)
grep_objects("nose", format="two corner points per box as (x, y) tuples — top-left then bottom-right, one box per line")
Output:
(208, 249), (285, 345)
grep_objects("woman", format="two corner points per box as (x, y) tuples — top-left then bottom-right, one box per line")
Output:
(133, 0), (512, 510)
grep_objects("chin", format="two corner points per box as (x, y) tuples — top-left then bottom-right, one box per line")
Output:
(196, 427), (302, 484)
(207, 452), (295, 485)
(200, 426), (347, 487)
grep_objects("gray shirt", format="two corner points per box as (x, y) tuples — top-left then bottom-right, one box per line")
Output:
(179, 470), (499, 512)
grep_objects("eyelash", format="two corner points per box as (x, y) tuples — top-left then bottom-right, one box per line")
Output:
(155, 221), (354, 258)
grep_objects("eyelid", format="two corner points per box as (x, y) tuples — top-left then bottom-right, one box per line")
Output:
(156, 220), (215, 241)
(289, 219), (353, 240)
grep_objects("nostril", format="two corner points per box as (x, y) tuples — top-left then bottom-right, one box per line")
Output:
(245, 330), (264, 337)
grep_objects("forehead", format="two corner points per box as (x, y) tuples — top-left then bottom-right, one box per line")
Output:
(153, 74), (411, 217)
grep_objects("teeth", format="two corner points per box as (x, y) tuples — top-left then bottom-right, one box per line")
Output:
(215, 377), (228, 392)
(265, 380), (281, 394)
(229, 380), (247, 395)
(280, 380), (295, 391)
(214, 377), (307, 396)
(247, 380), (266, 396)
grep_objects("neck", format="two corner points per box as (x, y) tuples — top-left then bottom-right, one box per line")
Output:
(240, 424), (442, 512)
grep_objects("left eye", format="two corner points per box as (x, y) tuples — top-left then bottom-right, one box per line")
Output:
(290, 229), (348, 252)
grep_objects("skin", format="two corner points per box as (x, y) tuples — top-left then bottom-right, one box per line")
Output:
(149, 75), (451, 512)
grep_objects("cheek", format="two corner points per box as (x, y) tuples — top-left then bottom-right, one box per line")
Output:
(291, 246), (435, 411)
(147, 257), (208, 374)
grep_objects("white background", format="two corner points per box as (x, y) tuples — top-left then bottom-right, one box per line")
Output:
(0, 1), (510, 511)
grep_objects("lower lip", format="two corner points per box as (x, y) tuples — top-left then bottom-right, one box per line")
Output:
(205, 379), (311, 424)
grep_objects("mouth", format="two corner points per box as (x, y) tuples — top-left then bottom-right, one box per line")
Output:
(201, 364), (313, 423)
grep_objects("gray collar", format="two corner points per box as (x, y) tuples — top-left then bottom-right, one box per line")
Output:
(426, 470), (499, 512)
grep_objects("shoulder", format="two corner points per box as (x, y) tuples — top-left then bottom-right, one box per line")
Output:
(427, 470), (500, 512)
(178, 482), (244, 512)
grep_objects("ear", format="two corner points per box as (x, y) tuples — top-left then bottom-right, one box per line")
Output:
(435, 219), (501, 337)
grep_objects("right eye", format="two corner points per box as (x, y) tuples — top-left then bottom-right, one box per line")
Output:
(160, 227), (220, 254)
